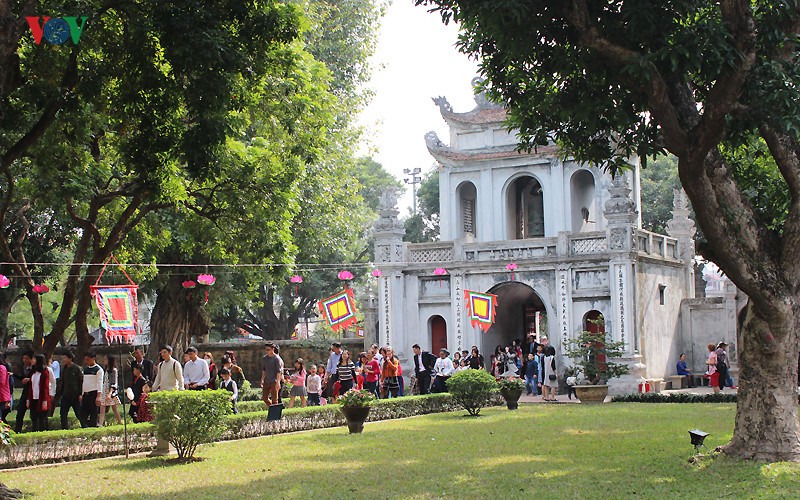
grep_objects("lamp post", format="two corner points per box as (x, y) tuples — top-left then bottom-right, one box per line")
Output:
(403, 167), (422, 215)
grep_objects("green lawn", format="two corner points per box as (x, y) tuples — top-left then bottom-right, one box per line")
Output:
(2, 403), (799, 499)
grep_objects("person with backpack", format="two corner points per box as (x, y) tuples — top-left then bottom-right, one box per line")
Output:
(542, 346), (558, 401)
(152, 345), (184, 391)
(715, 342), (730, 390)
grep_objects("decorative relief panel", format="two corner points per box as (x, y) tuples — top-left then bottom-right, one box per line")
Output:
(574, 270), (609, 290)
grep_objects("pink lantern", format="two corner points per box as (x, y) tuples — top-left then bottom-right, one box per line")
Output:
(506, 263), (518, 281)
(290, 275), (303, 294)
(197, 274), (216, 286)
(196, 274), (215, 304)
(371, 269), (383, 278)
(0, 275), (9, 289)
(338, 270), (354, 281)
(433, 267), (447, 287)
(32, 284), (50, 294)
(182, 280), (197, 289)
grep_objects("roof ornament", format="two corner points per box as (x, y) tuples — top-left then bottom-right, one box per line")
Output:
(432, 96), (452, 113)
(472, 77), (502, 110)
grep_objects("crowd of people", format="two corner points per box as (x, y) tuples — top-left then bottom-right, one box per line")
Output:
(0, 345), (248, 432)
(1, 333), (568, 433)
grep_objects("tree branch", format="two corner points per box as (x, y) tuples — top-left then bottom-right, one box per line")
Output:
(563, 0), (689, 155)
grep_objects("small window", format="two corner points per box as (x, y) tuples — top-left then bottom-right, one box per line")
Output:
(658, 285), (666, 305)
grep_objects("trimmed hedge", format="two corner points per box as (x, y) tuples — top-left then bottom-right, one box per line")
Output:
(0, 393), (501, 468)
(611, 393), (738, 403)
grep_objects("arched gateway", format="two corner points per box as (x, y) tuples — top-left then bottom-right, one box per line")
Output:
(482, 282), (547, 360)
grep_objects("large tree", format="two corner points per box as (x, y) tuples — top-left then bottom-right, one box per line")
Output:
(420, 0), (800, 461)
(1, 1), (301, 357)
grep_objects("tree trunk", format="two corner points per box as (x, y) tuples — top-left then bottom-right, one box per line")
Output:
(723, 300), (800, 461)
(148, 277), (210, 360)
(0, 288), (20, 351)
(27, 290), (44, 351)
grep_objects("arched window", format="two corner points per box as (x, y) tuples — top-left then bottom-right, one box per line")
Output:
(571, 170), (596, 232)
(457, 181), (477, 238)
(507, 176), (544, 239)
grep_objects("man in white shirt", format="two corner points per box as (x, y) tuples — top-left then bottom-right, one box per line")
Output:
(152, 345), (185, 392)
(183, 346), (210, 390)
(80, 351), (104, 428)
(432, 349), (454, 393)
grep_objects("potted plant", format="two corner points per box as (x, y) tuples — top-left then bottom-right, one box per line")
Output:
(338, 388), (376, 433)
(497, 377), (525, 410)
(565, 321), (630, 404)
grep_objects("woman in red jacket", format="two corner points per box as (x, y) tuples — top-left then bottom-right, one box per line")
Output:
(28, 354), (53, 432)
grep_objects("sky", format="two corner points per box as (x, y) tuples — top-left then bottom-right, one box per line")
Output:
(357, 1), (480, 215)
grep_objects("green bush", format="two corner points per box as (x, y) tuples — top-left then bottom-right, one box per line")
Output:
(149, 390), (231, 459)
(446, 369), (497, 416)
(611, 393), (738, 403)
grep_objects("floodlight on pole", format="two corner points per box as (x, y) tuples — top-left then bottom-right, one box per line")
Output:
(403, 167), (422, 215)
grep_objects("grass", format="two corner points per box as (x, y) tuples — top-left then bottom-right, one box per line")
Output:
(1, 403), (799, 499)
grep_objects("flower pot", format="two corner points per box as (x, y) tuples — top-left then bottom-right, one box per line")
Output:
(340, 405), (371, 433)
(499, 387), (523, 410)
(574, 384), (609, 404)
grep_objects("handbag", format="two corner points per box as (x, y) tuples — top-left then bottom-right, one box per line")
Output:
(548, 374), (557, 381)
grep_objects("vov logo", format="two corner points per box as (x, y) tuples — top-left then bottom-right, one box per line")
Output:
(25, 16), (88, 45)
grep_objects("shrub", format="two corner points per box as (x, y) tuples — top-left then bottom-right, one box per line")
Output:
(338, 389), (376, 407)
(611, 393), (738, 403)
(446, 369), (497, 416)
(149, 390), (231, 459)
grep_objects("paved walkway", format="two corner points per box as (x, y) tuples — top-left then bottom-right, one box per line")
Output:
(517, 385), (738, 404)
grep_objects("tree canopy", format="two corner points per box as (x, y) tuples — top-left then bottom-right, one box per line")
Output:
(419, 0), (800, 461)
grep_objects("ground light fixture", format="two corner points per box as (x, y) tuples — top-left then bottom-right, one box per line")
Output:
(689, 429), (709, 452)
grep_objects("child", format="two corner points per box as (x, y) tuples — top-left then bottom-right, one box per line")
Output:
(136, 383), (153, 422)
(288, 358), (307, 408)
(566, 373), (578, 400)
(306, 365), (322, 406)
(219, 367), (239, 413)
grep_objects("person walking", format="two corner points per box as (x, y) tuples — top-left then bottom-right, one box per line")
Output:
(468, 346), (484, 370)
(260, 342), (284, 407)
(524, 353), (539, 396)
(0, 353), (11, 424)
(381, 348), (401, 398)
(203, 352), (218, 390)
(57, 351), (83, 429)
(130, 348), (154, 383)
(715, 342), (730, 390)
(336, 351), (357, 395)
(542, 346), (558, 401)
(432, 349), (455, 393)
(152, 345), (184, 391)
(98, 355), (122, 426)
(219, 368), (239, 413)
(13, 350), (34, 433)
(412, 344), (436, 395)
(128, 363), (148, 422)
(362, 350), (380, 398)
(221, 355), (246, 394)
(28, 354), (53, 432)
(306, 365), (322, 406)
(183, 347), (210, 390)
(324, 342), (343, 399)
(288, 358), (307, 408)
(706, 343), (720, 394)
(81, 351), (104, 428)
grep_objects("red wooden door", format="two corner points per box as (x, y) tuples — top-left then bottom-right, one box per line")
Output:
(431, 316), (447, 354)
